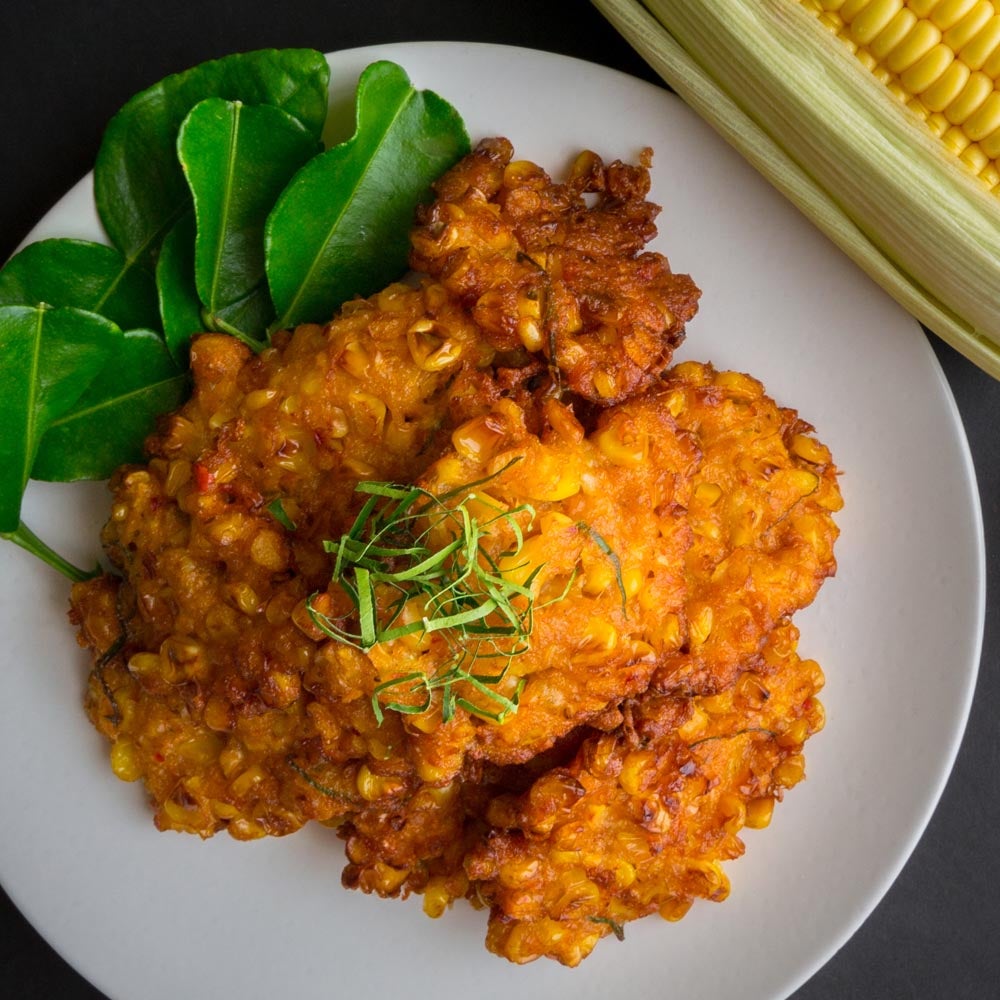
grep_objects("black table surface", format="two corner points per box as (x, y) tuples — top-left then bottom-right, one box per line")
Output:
(2, 2), (997, 997)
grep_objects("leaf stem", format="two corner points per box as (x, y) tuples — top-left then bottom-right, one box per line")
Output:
(1, 519), (100, 583)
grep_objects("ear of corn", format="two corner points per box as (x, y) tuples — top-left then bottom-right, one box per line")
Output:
(594, 0), (1000, 379)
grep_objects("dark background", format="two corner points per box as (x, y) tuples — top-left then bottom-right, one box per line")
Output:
(2, 2), (997, 997)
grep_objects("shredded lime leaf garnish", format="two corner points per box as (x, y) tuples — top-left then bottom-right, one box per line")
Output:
(687, 726), (778, 749)
(307, 458), (553, 725)
(266, 497), (297, 531)
(286, 757), (358, 803)
(577, 521), (627, 617)
(588, 916), (626, 941)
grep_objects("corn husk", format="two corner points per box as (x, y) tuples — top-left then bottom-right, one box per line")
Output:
(595, 0), (1000, 378)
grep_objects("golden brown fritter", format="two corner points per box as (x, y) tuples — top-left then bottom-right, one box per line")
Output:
(335, 364), (841, 939)
(74, 281), (497, 838)
(410, 137), (701, 404)
(465, 621), (825, 966)
(68, 141), (842, 966)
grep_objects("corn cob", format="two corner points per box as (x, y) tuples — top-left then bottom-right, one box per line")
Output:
(595, 0), (1000, 378)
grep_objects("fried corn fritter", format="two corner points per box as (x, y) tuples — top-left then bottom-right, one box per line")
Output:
(410, 138), (701, 404)
(69, 140), (842, 966)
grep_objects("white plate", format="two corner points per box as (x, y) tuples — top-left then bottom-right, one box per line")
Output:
(0, 42), (985, 1000)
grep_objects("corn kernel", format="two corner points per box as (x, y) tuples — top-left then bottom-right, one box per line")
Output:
(658, 897), (693, 922)
(871, 7), (918, 57)
(594, 422), (648, 468)
(745, 796), (776, 829)
(110, 738), (142, 782)
(960, 15), (1000, 70)
(688, 604), (714, 647)
(422, 877), (455, 919)
(773, 754), (807, 788)
(886, 20), (942, 73)
(931, 0), (979, 31)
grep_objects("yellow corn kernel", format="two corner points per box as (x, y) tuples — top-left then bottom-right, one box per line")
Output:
(982, 161), (1000, 186)
(210, 799), (240, 820)
(127, 652), (162, 677)
(422, 877), (455, 919)
(355, 764), (405, 802)
(856, 46), (879, 70)
(789, 433), (832, 465)
(823, 11), (854, 41)
(931, 0), (978, 31)
(619, 750), (656, 796)
(581, 618), (620, 652)
(944, 1), (994, 47)
(550, 871), (601, 918)
(735, 671), (771, 709)
(774, 754), (807, 788)
(110, 738), (143, 782)
(664, 388), (686, 417)
(745, 797), (776, 829)
(961, 142), (990, 171)
(520, 452), (581, 501)
(516, 316), (544, 352)
(943, 119), (969, 148)
(688, 604), (714, 647)
(230, 764), (267, 798)
(582, 555), (615, 597)
(886, 19), (943, 73)
(981, 118), (1000, 156)
(451, 414), (505, 462)
(161, 798), (201, 828)
(592, 370), (618, 399)
(719, 793), (748, 834)
(775, 717), (811, 749)
(543, 397), (585, 443)
(871, 8), (918, 57)
(244, 388), (278, 411)
(841, 0), (873, 22)
(922, 57), (971, 110)
(960, 15), (1000, 69)
(677, 704), (708, 742)
(965, 88), (1000, 139)
(497, 534), (548, 588)
(850, 0), (904, 45)
(693, 481), (723, 505)
(622, 565), (644, 598)
(650, 612), (683, 651)
(228, 818), (268, 840)
(250, 530), (286, 571)
(594, 421), (648, 468)
(659, 897), (694, 922)
(228, 582), (260, 616)
(901, 43), (955, 94)
(164, 459), (191, 497)
(713, 369), (761, 395)
(406, 324), (462, 371)
(696, 690), (733, 716)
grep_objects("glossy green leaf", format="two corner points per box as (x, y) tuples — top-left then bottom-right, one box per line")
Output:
(178, 98), (319, 339)
(95, 48), (330, 268)
(33, 330), (189, 482)
(265, 61), (470, 331)
(0, 238), (159, 331)
(0, 305), (120, 532)
(156, 214), (204, 367)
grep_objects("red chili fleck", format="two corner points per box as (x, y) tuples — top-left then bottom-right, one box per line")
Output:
(193, 463), (215, 492)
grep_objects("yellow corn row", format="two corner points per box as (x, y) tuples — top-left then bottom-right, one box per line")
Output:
(801, 0), (1000, 191)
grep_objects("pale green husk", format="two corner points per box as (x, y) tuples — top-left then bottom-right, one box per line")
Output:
(595, 0), (1000, 379)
